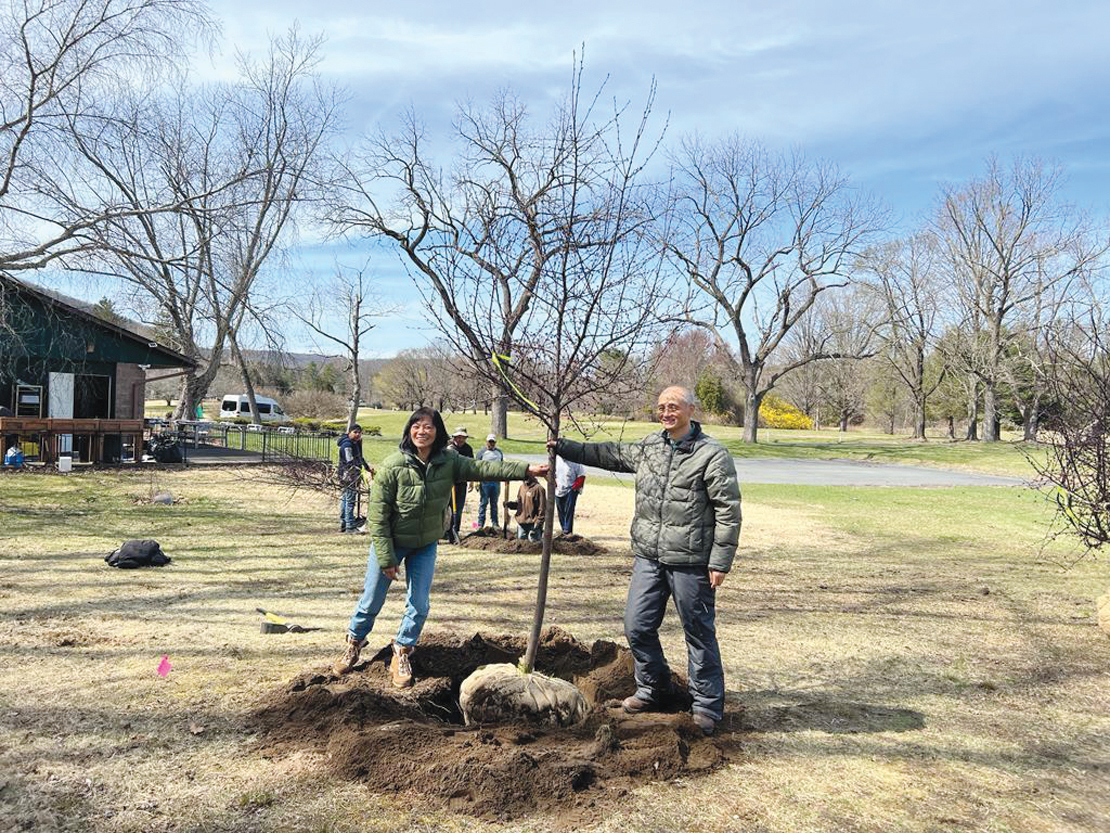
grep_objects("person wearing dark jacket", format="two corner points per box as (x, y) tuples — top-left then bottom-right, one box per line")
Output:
(512, 474), (546, 541)
(332, 407), (548, 686)
(550, 386), (741, 736)
(337, 425), (373, 533)
(448, 426), (474, 535)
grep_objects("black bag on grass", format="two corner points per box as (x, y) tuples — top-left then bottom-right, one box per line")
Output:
(150, 436), (183, 463)
(106, 540), (171, 569)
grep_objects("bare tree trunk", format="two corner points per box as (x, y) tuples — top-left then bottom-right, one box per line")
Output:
(346, 296), (362, 431)
(228, 329), (261, 424)
(742, 389), (764, 443)
(1018, 390), (1042, 443)
(175, 373), (202, 421)
(913, 394), (927, 440)
(966, 380), (979, 441)
(982, 379), (999, 442)
(839, 411), (849, 432)
(946, 416), (956, 440)
(491, 388), (508, 439)
(1023, 412), (1038, 442)
(524, 421), (560, 673)
(912, 345), (927, 440)
(175, 356), (222, 421)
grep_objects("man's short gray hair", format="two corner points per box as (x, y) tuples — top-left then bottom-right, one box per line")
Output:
(660, 385), (699, 408)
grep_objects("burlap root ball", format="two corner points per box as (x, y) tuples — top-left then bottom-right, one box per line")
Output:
(459, 663), (588, 727)
(1097, 590), (1110, 638)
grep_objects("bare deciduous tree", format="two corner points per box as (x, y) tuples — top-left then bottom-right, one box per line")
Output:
(341, 62), (670, 673)
(865, 234), (949, 439)
(70, 29), (338, 420)
(0, 0), (213, 271)
(374, 348), (437, 411)
(936, 156), (1106, 442)
(805, 287), (882, 432)
(292, 263), (384, 430)
(333, 67), (664, 441)
(1029, 301), (1110, 555)
(667, 136), (886, 442)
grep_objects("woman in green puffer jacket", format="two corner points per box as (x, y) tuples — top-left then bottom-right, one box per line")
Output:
(332, 407), (548, 685)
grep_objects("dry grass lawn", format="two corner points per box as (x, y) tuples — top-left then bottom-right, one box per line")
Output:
(1, 466), (1108, 832)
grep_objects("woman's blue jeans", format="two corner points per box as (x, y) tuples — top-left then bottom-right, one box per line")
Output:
(347, 541), (438, 647)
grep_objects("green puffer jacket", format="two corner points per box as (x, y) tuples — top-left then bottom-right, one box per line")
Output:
(368, 446), (529, 568)
(555, 422), (741, 572)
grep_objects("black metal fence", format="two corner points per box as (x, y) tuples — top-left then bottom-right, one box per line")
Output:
(168, 421), (336, 464)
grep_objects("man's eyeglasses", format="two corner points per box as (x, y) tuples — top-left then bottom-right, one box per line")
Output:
(656, 404), (685, 415)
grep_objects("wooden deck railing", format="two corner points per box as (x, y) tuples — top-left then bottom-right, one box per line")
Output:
(0, 418), (144, 464)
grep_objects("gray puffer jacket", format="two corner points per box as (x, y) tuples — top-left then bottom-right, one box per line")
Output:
(555, 422), (741, 572)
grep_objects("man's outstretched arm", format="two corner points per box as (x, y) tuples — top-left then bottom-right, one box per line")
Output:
(550, 437), (641, 474)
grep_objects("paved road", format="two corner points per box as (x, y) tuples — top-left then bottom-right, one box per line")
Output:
(514, 454), (1023, 487)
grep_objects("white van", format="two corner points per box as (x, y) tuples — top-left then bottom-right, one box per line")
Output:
(218, 394), (292, 424)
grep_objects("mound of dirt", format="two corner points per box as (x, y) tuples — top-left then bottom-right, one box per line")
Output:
(458, 529), (607, 555)
(249, 627), (735, 823)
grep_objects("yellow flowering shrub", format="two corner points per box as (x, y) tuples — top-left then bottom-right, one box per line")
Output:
(758, 394), (814, 430)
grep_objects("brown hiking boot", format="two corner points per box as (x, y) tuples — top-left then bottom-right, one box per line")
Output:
(332, 634), (366, 676)
(692, 712), (717, 736)
(621, 695), (656, 714)
(390, 641), (414, 688)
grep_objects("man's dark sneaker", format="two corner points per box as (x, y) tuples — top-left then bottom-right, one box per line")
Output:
(339, 523), (347, 533)
(621, 695), (656, 714)
(692, 712), (717, 736)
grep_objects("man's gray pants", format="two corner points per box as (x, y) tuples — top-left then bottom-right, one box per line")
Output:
(624, 556), (725, 721)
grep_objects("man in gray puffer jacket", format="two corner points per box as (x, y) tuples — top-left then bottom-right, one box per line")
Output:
(551, 385), (741, 735)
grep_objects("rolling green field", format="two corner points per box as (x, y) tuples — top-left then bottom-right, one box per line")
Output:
(147, 401), (1038, 477)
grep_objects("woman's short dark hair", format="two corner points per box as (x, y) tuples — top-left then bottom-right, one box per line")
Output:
(400, 407), (449, 456)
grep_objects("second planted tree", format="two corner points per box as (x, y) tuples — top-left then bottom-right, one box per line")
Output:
(336, 66), (670, 671)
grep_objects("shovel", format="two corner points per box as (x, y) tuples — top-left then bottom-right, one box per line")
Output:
(256, 607), (319, 634)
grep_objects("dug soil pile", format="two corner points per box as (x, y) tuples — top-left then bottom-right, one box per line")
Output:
(249, 627), (738, 823)
(458, 529), (607, 555)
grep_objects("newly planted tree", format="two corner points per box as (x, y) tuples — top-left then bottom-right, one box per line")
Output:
(338, 62), (671, 672)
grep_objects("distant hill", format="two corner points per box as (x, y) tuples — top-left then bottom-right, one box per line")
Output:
(237, 349), (388, 375)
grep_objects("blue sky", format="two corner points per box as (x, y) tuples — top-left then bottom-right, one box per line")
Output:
(87, 1), (1110, 355)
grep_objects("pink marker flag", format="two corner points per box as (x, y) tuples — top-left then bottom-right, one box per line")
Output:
(157, 655), (172, 677)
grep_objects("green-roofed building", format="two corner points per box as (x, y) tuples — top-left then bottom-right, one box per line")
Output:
(1, 275), (194, 462)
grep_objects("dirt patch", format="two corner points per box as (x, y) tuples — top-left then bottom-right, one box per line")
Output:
(249, 627), (733, 823)
(458, 529), (607, 555)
